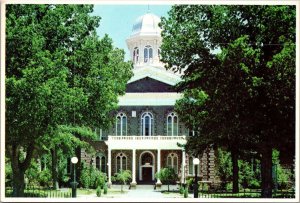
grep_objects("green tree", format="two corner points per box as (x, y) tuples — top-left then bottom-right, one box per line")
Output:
(160, 5), (295, 197)
(155, 168), (177, 192)
(112, 170), (132, 193)
(6, 4), (132, 196)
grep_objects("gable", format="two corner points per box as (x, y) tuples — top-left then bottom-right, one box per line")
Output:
(126, 77), (175, 92)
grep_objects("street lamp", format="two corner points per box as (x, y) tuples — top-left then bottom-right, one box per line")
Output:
(193, 158), (200, 198)
(71, 157), (78, 198)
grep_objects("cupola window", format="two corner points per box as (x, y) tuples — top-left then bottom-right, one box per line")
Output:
(133, 47), (139, 63)
(144, 45), (153, 63)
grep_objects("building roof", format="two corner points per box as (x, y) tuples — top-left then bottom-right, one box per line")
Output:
(127, 66), (181, 86)
(131, 13), (162, 36)
(118, 93), (182, 106)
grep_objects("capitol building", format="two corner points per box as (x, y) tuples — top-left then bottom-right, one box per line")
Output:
(81, 12), (216, 187)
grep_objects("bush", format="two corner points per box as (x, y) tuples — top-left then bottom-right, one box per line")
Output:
(184, 188), (188, 198)
(155, 168), (177, 192)
(179, 186), (184, 194)
(96, 186), (101, 197)
(103, 184), (108, 194)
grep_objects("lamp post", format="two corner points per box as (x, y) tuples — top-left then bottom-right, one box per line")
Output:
(193, 158), (200, 198)
(71, 157), (78, 198)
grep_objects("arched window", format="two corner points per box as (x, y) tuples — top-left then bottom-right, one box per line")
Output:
(133, 47), (139, 63)
(116, 152), (127, 172)
(95, 153), (106, 173)
(141, 112), (154, 136)
(167, 112), (178, 136)
(144, 45), (153, 63)
(167, 153), (178, 174)
(116, 112), (127, 136)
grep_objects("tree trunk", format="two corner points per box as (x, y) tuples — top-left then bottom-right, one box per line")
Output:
(51, 147), (59, 189)
(261, 147), (273, 198)
(11, 144), (34, 197)
(12, 169), (25, 197)
(231, 148), (239, 193)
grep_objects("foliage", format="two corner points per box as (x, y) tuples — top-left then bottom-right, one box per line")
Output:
(103, 184), (108, 194)
(96, 186), (101, 197)
(179, 186), (184, 194)
(160, 5), (295, 197)
(184, 188), (188, 198)
(6, 4), (132, 196)
(272, 150), (293, 189)
(155, 168), (177, 192)
(112, 170), (132, 192)
(79, 162), (107, 189)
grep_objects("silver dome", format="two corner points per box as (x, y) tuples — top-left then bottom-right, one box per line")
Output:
(131, 13), (162, 36)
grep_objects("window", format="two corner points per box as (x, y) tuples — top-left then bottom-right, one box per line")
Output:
(116, 112), (127, 136)
(95, 128), (103, 140)
(133, 47), (139, 63)
(167, 112), (178, 136)
(167, 153), (178, 174)
(96, 153), (106, 173)
(141, 112), (154, 136)
(116, 153), (127, 172)
(144, 45), (153, 63)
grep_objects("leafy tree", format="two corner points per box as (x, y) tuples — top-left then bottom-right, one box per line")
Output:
(112, 170), (132, 193)
(160, 5), (295, 197)
(155, 168), (177, 192)
(6, 4), (132, 196)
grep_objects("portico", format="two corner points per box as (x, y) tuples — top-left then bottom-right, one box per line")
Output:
(105, 135), (187, 187)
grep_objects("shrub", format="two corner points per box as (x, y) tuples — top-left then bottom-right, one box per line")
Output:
(179, 186), (184, 194)
(103, 184), (108, 194)
(184, 188), (188, 198)
(112, 170), (132, 192)
(155, 168), (177, 192)
(96, 186), (101, 197)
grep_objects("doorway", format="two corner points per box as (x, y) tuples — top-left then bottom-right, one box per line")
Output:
(142, 167), (152, 182)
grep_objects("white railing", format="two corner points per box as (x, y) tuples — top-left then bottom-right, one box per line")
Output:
(108, 135), (186, 141)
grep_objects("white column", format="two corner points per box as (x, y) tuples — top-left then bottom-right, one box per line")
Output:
(181, 150), (186, 184)
(108, 148), (112, 186)
(131, 149), (137, 186)
(156, 149), (162, 185)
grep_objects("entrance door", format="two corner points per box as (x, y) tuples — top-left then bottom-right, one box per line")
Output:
(142, 167), (152, 182)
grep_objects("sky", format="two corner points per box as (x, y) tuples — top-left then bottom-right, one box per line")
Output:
(92, 5), (172, 61)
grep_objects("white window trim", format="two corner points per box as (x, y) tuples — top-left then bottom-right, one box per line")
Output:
(116, 112), (127, 136)
(167, 112), (179, 136)
(141, 112), (154, 136)
(167, 153), (178, 173)
(144, 45), (153, 63)
(116, 153), (127, 172)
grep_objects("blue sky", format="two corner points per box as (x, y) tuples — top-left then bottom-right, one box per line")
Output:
(92, 5), (172, 61)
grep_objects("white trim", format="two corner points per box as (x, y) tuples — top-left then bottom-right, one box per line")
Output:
(141, 112), (154, 136)
(167, 112), (179, 136)
(127, 66), (181, 86)
(116, 152), (127, 173)
(118, 93), (182, 106)
(139, 151), (155, 181)
(116, 112), (127, 136)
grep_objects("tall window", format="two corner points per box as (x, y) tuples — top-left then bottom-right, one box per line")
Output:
(116, 153), (127, 172)
(133, 47), (139, 63)
(167, 112), (178, 136)
(144, 45), (153, 63)
(116, 112), (127, 136)
(141, 112), (154, 136)
(96, 153), (106, 173)
(167, 153), (178, 174)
